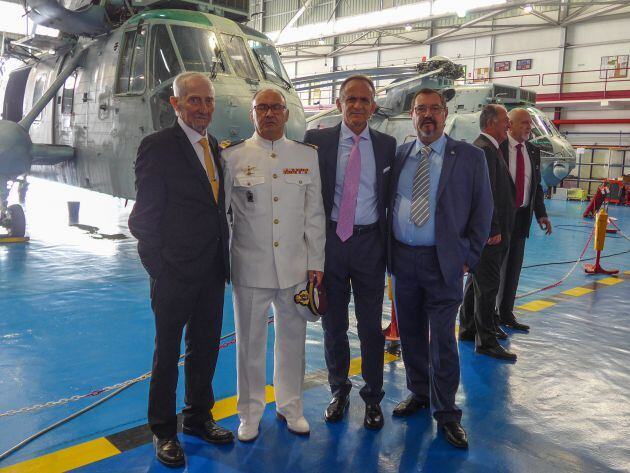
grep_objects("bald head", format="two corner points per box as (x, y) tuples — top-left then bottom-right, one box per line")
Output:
(508, 108), (532, 143)
(250, 88), (289, 141)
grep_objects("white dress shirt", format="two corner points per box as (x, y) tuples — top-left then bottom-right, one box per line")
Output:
(506, 134), (532, 207)
(178, 117), (218, 181)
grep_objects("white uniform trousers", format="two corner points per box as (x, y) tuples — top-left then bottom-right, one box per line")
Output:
(233, 283), (308, 426)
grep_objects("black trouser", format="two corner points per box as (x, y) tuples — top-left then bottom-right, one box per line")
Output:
(322, 223), (385, 405)
(497, 207), (530, 324)
(148, 264), (226, 439)
(460, 237), (509, 348)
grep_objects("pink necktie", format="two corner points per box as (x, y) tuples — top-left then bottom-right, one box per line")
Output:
(336, 135), (361, 242)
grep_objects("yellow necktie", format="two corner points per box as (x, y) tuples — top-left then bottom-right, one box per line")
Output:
(198, 137), (219, 203)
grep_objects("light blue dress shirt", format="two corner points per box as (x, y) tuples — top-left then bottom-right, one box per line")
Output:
(392, 134), (446, 246)
(331, 122), (378, 225)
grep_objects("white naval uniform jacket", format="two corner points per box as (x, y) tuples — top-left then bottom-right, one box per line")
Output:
(222, 133), (326, 290)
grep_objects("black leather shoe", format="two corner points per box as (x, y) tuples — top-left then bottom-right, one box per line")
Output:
(494, 326), (508, 340)
(503, 319), (530, 331)
(476, 344), (517, 361)
(324, 395), (349, 423)
(392, 394), (429, 417)
(153, 435), (185, 468)
(442, 422), (468, 449)
(183, 419), (234, 444)
(364, 403), (384, 430)
(458, 331), (475, 342)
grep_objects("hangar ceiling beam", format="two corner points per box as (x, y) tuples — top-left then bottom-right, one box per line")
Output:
(274, 0), (316, 44)
(423, 7), (511, 44)
(562, 2), (629, 25)
(528, 8), (559, 25)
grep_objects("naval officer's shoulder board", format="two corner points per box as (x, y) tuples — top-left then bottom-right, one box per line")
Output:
(220, 139), (246, 150)
(289, 139), (318, 150)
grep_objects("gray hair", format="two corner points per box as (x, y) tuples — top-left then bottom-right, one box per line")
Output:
(479, 104), (503, 130)
(508, 107), (529, 121)
(172, 72), (214, 97)
(252, 87), (287, 105)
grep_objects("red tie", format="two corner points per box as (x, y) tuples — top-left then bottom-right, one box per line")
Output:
(515, 143), (525, 207)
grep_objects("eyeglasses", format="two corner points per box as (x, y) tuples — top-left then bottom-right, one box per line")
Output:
(413, 105), (445, 115)
(253, 104), (287, 113)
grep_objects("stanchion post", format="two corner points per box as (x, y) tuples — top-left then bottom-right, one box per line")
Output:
(584, 205), (619, 275)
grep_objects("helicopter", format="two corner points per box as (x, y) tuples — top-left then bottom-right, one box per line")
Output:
(304, 57), (577, 191)
(0, 0), (303, 238)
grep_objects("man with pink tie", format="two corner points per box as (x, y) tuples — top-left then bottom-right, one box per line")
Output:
(304, 75), (396, 430)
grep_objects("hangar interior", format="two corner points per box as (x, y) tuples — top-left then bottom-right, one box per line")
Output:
(0, 1), (629, 472)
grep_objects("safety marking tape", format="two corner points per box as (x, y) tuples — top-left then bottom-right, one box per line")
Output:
(0, 438), (120, 473)
(1, 353), (400, 472)
(596, 277), (623, 286)
(513, 271), (628, 316)
(561, 287), (594, 297)
(0, 237), (29, 244)
(517, 300), (557, 312)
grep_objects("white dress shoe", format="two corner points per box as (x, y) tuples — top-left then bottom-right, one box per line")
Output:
(237, 422), (259, 442)
(276, 412), (310, 435)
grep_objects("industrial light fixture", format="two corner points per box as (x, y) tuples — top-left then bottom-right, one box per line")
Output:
(405, 24), (413, 31)
(523, 4), (533, 13)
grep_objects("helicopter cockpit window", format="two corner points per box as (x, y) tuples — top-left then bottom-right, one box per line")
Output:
(116, 25), (148, 94)
(220, 34), (258, 81)
(171, 26), (221, 73)
(150, 24), (181, 88)
(248, 40), (292, 87)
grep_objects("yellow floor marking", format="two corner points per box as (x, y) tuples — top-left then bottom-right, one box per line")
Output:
(4, 353), (400, 472)
(518, 300), (556, 312)
(0, 438), (120, 473)
(597, 277), (623, 286)
(562, 287), (594, 297)
(0, 237), (29, 244)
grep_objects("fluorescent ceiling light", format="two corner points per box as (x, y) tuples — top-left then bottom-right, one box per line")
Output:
(405, 24), (413, 31)
(523, 4), (533, 13)
(271, 0), (506, 45)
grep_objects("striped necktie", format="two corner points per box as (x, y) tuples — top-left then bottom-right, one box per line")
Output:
(411, 145), (431, 226)
(198, 137), (219, 203)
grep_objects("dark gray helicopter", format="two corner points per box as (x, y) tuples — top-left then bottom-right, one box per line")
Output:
(305, 57), (576, 191)
(0, 0), (303, 237)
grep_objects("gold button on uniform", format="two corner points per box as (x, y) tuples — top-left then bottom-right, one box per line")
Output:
(274, 241), (279, 247)
(274, 196), (279, 202)
(274, 219), (279, 224)
(273, 173), (277, 179)
(271, 153), (276, 158)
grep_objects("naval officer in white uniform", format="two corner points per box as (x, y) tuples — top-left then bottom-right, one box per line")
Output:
(222, 88), (326, 442)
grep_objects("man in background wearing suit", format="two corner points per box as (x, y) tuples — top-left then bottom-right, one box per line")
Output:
(129, 72), (233, 468)
(497, 108), (553, 333)
(389, 89), (493, 448)
(459, 105), (517, 361)
(304, 75), (396, 430)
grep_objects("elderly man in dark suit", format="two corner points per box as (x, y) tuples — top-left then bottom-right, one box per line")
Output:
(128, 71), (233, 468)
(388, 88), (493, 449)
(304, 75), (396, 430)
(459, 104), (517, 361)
(496, 108), (552, 332)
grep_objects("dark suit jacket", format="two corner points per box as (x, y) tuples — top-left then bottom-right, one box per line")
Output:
(473, 134), (515, 239)
(388, 135), (493, 286)
(128, 122), (230, 283)
(499, 138), (548, 238)
(304, 123), (396, 242)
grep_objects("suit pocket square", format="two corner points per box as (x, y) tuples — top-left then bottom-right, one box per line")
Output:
(383, 166), (391, 174)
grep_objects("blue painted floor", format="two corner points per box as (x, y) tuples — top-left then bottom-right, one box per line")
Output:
(1, 179), (629, 472)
